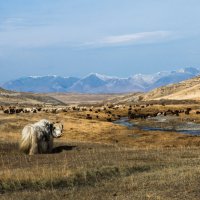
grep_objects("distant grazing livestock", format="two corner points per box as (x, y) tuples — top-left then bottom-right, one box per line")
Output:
(19, 119), (63, 155)
(86, 114), (92, 119)
(185, 108), (192, 115)
(107, 118), (112, 122)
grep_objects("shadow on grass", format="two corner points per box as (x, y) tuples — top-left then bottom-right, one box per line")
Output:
(52, 145), (77, 153)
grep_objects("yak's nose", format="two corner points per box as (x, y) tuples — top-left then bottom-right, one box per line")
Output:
(55, 130), (63, 137)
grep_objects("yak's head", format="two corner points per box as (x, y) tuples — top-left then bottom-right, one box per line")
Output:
(51, 122), (64, 138)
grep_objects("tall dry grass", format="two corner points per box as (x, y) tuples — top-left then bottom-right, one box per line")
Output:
(1, 105), (200, 199)
(1, 144), (200, 199)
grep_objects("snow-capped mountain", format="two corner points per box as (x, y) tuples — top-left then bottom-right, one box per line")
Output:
(68, 73), (109, 93)
(148, 67), (199, 90)
(2, 75), (79, 93)
(67, 73), (136, 93)
(2, 67), (200, 93)
(68, 74), (146, 93)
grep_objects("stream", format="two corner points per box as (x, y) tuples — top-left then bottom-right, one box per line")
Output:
(114, 117), (200, 135)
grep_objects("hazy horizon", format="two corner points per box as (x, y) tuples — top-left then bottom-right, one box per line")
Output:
(1, 1), (200, 82)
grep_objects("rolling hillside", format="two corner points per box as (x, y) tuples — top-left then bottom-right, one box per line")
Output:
(110, 75), (200, 104)
(143, 75), (200, 101)
(0, 88), (64, 105)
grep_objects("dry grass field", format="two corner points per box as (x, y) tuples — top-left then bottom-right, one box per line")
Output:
(1, 103), (200, 199)
(48, 93), (124, 105)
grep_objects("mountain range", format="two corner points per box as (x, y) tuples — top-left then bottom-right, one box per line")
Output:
(1, 67), (199, 93)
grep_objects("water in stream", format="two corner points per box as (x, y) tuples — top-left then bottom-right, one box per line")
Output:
(114, 117), (200, 135)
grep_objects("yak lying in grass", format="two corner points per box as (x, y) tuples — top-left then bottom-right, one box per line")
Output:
(19, 119), (63, 155)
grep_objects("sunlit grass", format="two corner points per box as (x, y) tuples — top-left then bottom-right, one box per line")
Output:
(1, 104), (200, 199)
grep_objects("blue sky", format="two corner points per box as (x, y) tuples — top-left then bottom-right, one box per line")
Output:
(0, 0), (200, 81)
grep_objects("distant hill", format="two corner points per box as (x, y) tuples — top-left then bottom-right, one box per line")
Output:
(0, 87), (9, 93)
(2, 67), (200, 93)
(143, 75), (200, 101)
(109, 70), (200, 103)
(0, 87), (64, 105)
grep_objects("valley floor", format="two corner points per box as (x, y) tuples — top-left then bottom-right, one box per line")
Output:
(1, 103), (200, 199)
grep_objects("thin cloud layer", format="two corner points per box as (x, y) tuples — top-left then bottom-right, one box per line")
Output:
(0, 0), (200, 82)
(0, 18), (178, 49)
(82, 31), (178, 48)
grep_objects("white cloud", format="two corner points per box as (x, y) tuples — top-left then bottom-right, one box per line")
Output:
(103, 31), (172, 44)
(81, 31), (178, 48)
(0, 21), (179, 49)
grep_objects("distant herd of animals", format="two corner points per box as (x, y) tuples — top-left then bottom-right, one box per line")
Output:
(0, 104), (199, 155)
(128, 107), (193, 119)
(0, 104), (196, 116)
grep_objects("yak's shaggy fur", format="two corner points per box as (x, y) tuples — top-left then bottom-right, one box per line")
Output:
(19, 119), (63, 155)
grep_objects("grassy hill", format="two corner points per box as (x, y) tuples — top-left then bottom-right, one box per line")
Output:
(109, 76), (200, 104)
(0, 87), (64, 105)
(143, 75), (200, 101)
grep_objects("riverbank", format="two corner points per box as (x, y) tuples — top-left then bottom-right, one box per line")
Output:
(114, 116), (200, 135)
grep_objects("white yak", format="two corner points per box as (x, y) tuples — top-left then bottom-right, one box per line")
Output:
(19, 119), (63, 155)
